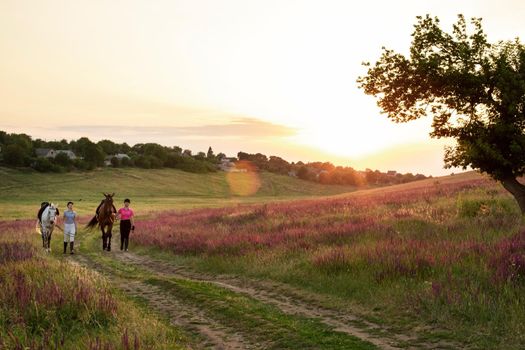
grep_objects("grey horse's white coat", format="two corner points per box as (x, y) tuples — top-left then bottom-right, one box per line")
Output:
(40, 203), (58, 252)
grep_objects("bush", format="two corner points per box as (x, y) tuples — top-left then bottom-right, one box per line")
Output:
(134, 155), (151, 169)
(53, 153), (71, 167)
(33, 158), (64, 172)
(3, 144), (30, 167)
(120, 157), (132, 167)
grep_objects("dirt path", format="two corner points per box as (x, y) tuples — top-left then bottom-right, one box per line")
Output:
(70, 250), (457, 349)
(71, 254), (260, 349)
(113, 252), (408, 350)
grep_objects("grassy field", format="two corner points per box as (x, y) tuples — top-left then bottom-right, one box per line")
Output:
(128, 171), (525, 349)
(0, 167), (379, 349)
(0, 167), (358, 219)
(4, 167), (525, 348)
(0, 220), (189, 349)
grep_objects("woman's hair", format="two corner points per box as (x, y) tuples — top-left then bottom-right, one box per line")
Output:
(124, 198), (131, 203)
(67, 201), (74, 206)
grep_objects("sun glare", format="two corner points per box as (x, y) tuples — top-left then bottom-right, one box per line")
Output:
(226, 161), (262, 196)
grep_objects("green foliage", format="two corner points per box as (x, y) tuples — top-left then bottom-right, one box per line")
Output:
(70, 137), (93, 157)
(7, 133), (32, 152)
(3, 144), (29, 166)
(83, 143), (105, 167)
(238, 151), (269, 170)
(97, 139), (119, 155)
(34, 157), (61, 172)
(142, 143), (168, 163)
(194, 151), (206, 161)
(0, 130), (425, 186)
(358, 14), (525, 212)
(53, 152), (72, 167)
(133, 155), (151, 168)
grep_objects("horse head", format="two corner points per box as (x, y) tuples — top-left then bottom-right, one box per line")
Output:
(100, 193), (116, 219)
(102, 192), (115, 204)
(44, 203), (59, 226)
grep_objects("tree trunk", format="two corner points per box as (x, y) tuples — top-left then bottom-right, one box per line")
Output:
(500, 177), (525, 215)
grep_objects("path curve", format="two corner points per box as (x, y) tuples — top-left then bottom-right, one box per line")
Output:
(114, 252), (405, 350)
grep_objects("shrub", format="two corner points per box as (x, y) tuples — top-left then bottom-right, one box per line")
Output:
(33, 157), (54, 172)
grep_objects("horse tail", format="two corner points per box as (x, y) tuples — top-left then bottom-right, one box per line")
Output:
(85, 215), (98, 229)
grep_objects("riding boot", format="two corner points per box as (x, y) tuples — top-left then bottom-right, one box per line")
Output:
(70, 242), (75, 254)
(63, 242), (67, 254)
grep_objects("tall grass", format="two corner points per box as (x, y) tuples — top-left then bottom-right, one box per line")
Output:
(135, 178), (497, 255)
(0, 220), (186, 349)
(133, 176), (525, 347)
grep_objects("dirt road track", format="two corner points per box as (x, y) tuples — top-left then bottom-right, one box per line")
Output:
(72, 251), (455, 349)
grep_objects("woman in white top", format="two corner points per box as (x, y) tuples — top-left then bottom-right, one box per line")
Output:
(63, 201), (78, 254)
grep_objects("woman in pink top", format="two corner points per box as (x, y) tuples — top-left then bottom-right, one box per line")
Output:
(116, 198), (135, 251)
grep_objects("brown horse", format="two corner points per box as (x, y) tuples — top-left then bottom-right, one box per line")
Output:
(86, 193), (117, 251)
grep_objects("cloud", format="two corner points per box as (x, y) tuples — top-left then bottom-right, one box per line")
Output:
(56, 117), (297, 141)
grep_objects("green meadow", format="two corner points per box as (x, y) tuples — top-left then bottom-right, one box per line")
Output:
(0, 166), (357, 219)
(3, 167), (525, 349)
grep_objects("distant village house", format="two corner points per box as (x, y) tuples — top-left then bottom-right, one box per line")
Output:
(35, 148), (77, 160)
(217, 157), (246, 172)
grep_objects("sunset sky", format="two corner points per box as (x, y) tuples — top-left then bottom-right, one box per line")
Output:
(1, 0), (525, 175)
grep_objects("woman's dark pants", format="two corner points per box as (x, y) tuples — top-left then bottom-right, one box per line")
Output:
(120, 219), (131, 250)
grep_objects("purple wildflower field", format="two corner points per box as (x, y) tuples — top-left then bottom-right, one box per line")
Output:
(132, 176), (525, 342)
(135, 179), (492, 255)
(134, 177), (524, 287)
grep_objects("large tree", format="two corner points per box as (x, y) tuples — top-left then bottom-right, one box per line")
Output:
(358, 14), (525, 214)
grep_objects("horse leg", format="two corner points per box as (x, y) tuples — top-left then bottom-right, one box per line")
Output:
(101, 226), (107, 251)
(107, 224), (112, 251)
(43, 231), (50, 252)
(47, 232), (52, 253)
(42, 231), (49, 252)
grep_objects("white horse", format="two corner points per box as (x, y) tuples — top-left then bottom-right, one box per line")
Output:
(40, 203), (59, 252)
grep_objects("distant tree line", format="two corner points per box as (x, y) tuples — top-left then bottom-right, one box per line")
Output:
(237, 151), (428, 186)
(0, 130), (218, 173)
(0, 130), (429, 186)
